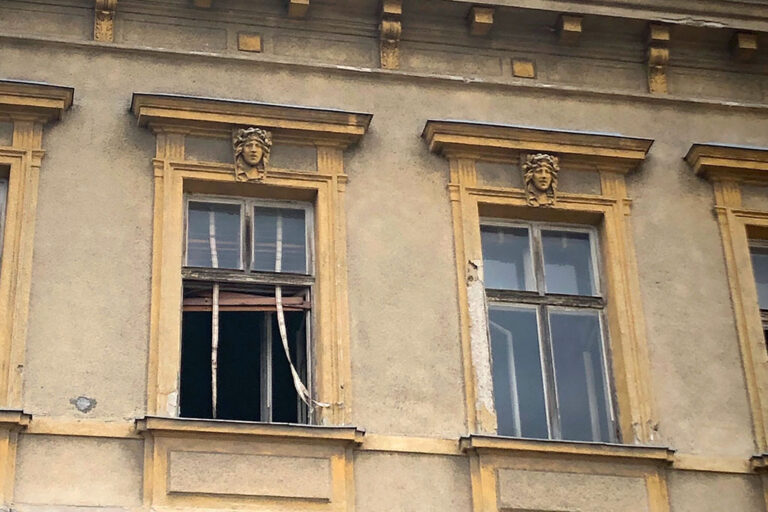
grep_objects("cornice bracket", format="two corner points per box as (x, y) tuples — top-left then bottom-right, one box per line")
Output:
(468, 6), (494, 36)
(379, 0), (403, 70)
(646, 23), (670, 95)
(557, 14), (582, 45)
(94, 0), (117, 42)
(731, 32), (758, 62)
(192, 0), (213, 7)
(287, 0), (310, 18)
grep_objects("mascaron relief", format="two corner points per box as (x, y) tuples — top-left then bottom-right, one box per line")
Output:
(233, 127), (273, 182)
(522, 153), (560, 207)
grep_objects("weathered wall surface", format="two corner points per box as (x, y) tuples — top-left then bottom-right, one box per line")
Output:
(1, 0), (768, 509)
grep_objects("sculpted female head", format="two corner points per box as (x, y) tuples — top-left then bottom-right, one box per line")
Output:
(522, 153), (560, 207)
(233, 127), (273, 182)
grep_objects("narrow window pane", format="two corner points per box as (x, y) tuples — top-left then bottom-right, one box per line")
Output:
(271, 311), (308, 423)
(0, 179), (7, 271)
(549, 310), (612, 443)
(481, 225), (534, 290)
(750, 246), (768, 309)
(187, 201), (242, 269)
(216, 311), (263, 422)
(180, 310), (213, 419)
(253, 207), (308, 274)
(489, 306), (549, 439)
(542, 230), (596, 296)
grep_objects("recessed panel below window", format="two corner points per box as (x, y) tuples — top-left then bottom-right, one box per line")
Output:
(489, 306), (549, 439)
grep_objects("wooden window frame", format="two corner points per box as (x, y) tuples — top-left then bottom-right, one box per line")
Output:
(0, 79), (72, 505)
(424, 120), (672, 512)
(132, 93), (371, 510)
(181, 194), (316, 423)
(686, 144), (768, 456)
(481, 219), (618, 442)
(131, 93), (371, 428)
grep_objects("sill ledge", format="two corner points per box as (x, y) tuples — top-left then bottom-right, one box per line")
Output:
(460, 434), (674, 465)
(0, 409), (31, 430)
(135, 416), (365, 444)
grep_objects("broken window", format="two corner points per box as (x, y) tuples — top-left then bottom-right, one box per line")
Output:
(180, 196), (315, 423)
(481, 221), (616, 443)
(749, 241), (768, 346)
(0, 178), (7, 271)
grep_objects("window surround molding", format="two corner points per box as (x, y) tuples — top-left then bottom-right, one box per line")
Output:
(132, 93), (370, 509)
(424, 120), (664, 511)
(0, 79), (72, 505)
(686, 143), (768, 455)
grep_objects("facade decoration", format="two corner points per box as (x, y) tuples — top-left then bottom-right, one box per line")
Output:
(233, 127), (273, 182)
(522, 152), (560, 207)
(379, 0), (402, 69)
(646, 23), (670, 94)
(93, 0), (116, 42)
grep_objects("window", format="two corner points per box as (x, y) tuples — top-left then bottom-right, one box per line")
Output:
(481, 221), (616, 443)
(0, 178), (7, 271)
(181, 196), (315, 423)
(750, 241), (768, 346)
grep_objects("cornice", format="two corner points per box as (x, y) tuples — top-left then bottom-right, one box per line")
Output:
(135, 416), (365, 444)
(423, 120), (653, 173)
(0, 79), (74, 122)
(452, 0), (768, 32)
(131, 93), (373, 148)
(0, 409), (32, 431)
(459, 434), (675, 465)
(686, 143), (768, 183)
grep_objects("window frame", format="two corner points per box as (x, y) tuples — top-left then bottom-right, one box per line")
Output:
(481, 218), (618, 443)
(180, 194), (316, 423)
(0, 178), (7, 271)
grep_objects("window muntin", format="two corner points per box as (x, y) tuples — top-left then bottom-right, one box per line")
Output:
(749, 241), (768, 344)
(181, 195), (314, 424)
(0, 178), (7, 271)
(482, 220), (616, 443)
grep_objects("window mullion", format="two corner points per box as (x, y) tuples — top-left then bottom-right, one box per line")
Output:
(261, 313), (273, 422)
(211, 282), (220, 419)
(538, 304), (561, 440)
(531, 225), (546, 296)
(244, 200), (252, 271)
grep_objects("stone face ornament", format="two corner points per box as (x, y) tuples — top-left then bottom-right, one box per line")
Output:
(233, 127), (273, 182)
(522, 153), (560, 207)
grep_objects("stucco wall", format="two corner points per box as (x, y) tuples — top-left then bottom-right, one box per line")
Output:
(1, 0), (768, 509)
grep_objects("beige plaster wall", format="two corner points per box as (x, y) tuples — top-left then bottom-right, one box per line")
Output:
(2, 31), (765, 450)
(354, 452), (472, 512)
(1, 2), (768, 508)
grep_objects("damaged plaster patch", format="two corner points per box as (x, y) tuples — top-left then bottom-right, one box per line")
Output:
(70, 395), (97, 413)
(467, 260), (496, 426)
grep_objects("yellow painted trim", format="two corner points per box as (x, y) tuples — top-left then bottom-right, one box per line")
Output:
(687, 144), (768, 455)
(25, 417), (139, 439)
(134, 96), (369, 507)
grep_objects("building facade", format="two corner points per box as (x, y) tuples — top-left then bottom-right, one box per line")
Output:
(1, 0), (768, 510)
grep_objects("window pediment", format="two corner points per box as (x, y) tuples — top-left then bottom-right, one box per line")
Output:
(131, 93), (372, 147)
(686, 143), (768, 184)
(422, 120), (653, 174)
(0, 80), (74, 123)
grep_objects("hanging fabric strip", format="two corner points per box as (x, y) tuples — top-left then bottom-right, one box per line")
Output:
(275, 286), (330, 410)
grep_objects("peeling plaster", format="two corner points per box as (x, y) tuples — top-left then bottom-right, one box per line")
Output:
(69, 395), (97, 413)
(466, 260), (496, 431)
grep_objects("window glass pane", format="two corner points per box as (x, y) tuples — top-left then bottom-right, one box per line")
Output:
(549, 310), (612, 443)
(216, 311), (263, 422)
(271, 311), (307, 423)
(253, 207), (308, 274)
(750, 246), (768, 310)
(187, 201), (242, 269)
(542, 230), (596, 296)
(481, 225), (534, 290)
(489, 306), (549, 439)
(0, 179), (7, 271)
(180, 310), (213, 419)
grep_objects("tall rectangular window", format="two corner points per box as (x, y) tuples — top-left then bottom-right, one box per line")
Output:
(181, 196), (314, 423)
(749, 241), (768, 345)
(0, 178), (7, 272)
(481, 221), (616, 443)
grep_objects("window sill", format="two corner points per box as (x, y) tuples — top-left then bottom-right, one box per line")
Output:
(459, 434), (675, 465)
(0, 409), (31, 430)
(135, 415), (365, 445)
